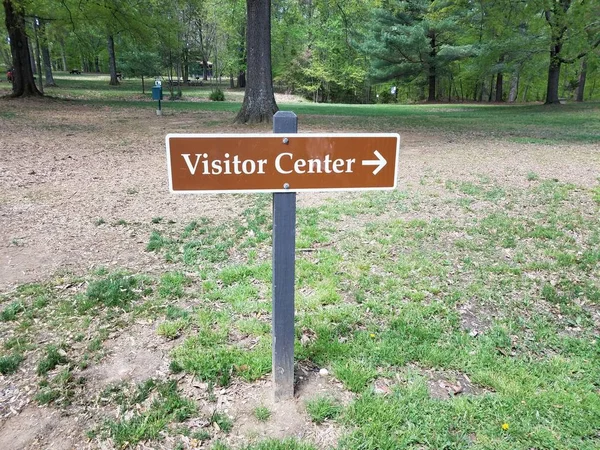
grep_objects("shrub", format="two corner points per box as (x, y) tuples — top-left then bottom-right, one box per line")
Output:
(209, 88), (225, 101)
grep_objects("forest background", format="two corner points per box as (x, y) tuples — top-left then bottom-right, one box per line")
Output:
(1, 0), (599, 106)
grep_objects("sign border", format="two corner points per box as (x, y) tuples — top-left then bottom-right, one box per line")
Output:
(166, 132), (401, 194)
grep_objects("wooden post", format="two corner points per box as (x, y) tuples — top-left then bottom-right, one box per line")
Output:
(272, 111), (297, 401)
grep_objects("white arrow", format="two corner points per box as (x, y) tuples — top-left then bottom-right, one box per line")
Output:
(361, 150), (387, 175)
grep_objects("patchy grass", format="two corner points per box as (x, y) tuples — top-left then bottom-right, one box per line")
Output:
(0, 300), (25, 321)
(305, 396), (343, 424)
(254, 405), (271, 422)
(241, 440), (318, 450)
(37, 344), (69, 376)
(1, 172), (599, 448)
(132, 177), (600, 447)
(210, 411), (234, 433)
(83, 272), (151, 310)
(0, 353), (24, 375)
(99, 379), (197, 447)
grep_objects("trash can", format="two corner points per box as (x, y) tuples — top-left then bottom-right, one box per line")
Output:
(152, 85), (163, 100)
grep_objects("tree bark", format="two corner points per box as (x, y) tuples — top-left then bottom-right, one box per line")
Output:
(3, 0), (42, 97)
(40, 21), (56, 87)
(427, 67), (436, 102)
(182, 47), (189, 83)
(107, 34), (119, 85)
(545, 45), (562, 104)
(235, 0), (278, 123)
(60, 39), (67, 71)
(543, 4), (569, 105)
(237, 71), (246, 88)
(28, 36), (36, 74)
(495, 72), (503, 102)
(427, 31), (436, 102)
(576, 58), (587, 102)
(202, 58), (209, 81)
(33, 19), (44, 94)
(508, 69), (519, 103)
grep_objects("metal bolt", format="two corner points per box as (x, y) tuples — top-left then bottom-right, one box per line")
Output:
(282, 138), (289, 144)
(283, 183), (290, 189)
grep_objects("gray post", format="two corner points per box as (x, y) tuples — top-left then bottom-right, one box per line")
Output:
(272, 111), (297, 401)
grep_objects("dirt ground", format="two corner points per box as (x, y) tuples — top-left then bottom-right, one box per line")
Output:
(0, 97), (599, 449)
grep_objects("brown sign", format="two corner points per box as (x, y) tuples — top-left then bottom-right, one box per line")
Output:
(166, 133), (400, 193)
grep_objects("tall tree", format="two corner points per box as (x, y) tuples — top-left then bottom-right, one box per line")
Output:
(543, 0), (600, 104)
(576, 57), (587, 102)
(272, 0), (373, 103)
(235, 0), (278, 123)
(107, 34), (118, 85)
(3, 0), (42, 96)
(365, 0), (471, 102)
(39, 20), (56, 86)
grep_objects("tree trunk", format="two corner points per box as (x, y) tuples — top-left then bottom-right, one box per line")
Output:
(545, 55), (561, 104)
(182, 47), (189, 83)
(40, 21), (56, 87)
(177, 61), (182, 98)
(183, 63), (189, 84)
(427, 32), (436, 102)
(107, 34), (119, 85)
(28, 36), (36, 75)
(94, 56), (100, 73)
(3, 0), (42, 97)
(141, 75), (145, 94)
(237, 71), (246, 88)
(202, 58), (209, 81)
(508, 70), (519, 103)
(235, 0), (278, 123)
(33, 20), (44, 94)
(230, 73), (234, 88)
(60, 39), (67, 71)
(576, 58), (587, 102)
(522, 84), (529, 102)
(486, 75), (494, 102)
(427, 68), (436, 102)
(495, 72), (503, 102)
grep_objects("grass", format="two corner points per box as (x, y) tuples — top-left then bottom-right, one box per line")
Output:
(0, 353), (24, 375)
(305, 396), (343, 424)
(37, 344), (69, 375)
(79, 99), (600, 142)
(101, 380), (197, 447)
(241, 440), (318, 450)
(143, 180), (599, 448)
(0, 300), (25, 321)
(2, 173), (597, 448)
(3, 74), (599, 143)
(254, 406), (271, 422)
(83, 272), (150, 310)
(210, 411), (234, 433)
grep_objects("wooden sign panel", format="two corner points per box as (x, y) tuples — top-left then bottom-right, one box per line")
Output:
(166, 133), (400, 193)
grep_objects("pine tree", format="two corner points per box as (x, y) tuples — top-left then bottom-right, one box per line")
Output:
(364, 0), (471, 102)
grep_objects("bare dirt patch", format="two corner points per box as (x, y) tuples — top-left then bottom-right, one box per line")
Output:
(174, 367), (354, 449)
(81, 321), (175, 390)
(2, 99), (599, 291)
